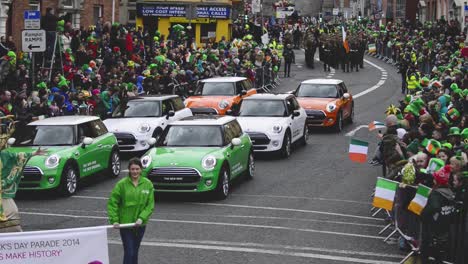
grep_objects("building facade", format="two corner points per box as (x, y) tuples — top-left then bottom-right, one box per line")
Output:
(0, 0), (119, 52)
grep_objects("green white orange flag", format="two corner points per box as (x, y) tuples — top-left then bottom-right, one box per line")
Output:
(372, 177), (398, 211)
(349, 139), (368, 163)
(368, 121), (386, 131)
(407, 184), (431, 215)
(342, 26), (350, 53)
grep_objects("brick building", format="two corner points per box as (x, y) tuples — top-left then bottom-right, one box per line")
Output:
(0, 0), (120, 52)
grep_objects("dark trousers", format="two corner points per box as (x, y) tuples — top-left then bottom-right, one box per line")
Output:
(284, 61), (292, 77)
(120, 226), (146, 264)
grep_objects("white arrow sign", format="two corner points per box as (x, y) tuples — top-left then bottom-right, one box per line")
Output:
(22, 29), (46, 52)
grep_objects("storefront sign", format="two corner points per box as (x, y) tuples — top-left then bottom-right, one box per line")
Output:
(138, 5), (230, 19)
(169, 17), (210, 23)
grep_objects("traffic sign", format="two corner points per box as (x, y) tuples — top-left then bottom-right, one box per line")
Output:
(22, 30), (46, 52)
(333, 8), (339, 16)
(24, 10), (41, 29)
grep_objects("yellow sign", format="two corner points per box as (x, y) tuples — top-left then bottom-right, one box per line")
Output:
(169, 17), (210, 23)
(141, 0), (232, 3)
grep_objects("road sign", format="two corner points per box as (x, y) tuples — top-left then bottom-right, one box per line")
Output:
(333, 8), (339, 16)
(24, 10), (41, 29)
(22, 30), (46, 52)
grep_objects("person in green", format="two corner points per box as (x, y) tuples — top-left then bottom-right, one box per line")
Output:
(0, 147), (47, 232)
(107, 158), (154, 264)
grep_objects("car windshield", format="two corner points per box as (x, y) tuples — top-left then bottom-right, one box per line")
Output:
(196, 82), (235, 96)
(297, 84), (338, 98)
(159, 125), (223, 147)
(113, 101), (161, 117)
(11, 125), (74, 146)
(239, 100), (287, 117)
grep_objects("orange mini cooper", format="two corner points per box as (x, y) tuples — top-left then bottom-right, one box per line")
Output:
(292, 79), (354, 132)
(184, 77), (257, 115)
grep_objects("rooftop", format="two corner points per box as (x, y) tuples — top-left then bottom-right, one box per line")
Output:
(244, 93), (292, 100)
(301, 79), (343, 85)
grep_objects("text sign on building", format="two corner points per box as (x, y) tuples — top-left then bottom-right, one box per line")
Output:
(22, 30), (46, 52)
(138, 5), (231, 19)
(24, 10), (41, 29)
(332, 8), (339, 16)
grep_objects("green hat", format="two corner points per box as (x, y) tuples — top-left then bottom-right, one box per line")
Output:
(126, 83), (134, 91)
(426, 158), (445, 174)
(448, 127), (461, 136)
(447, 108), (460, 121)
(404, 95), (413, 104)
(450, 83), (459, 91)
(421, 138), (429, 148)
(440, 115), (451, 125)
(36, 82), (47, 90)
(413, 98), (425, 109)
(404, 104), (419, 116)
(426, 139), (441, 155)
(463, 89), (468, 97)
(461, 128), (468, 140)
(442, 142), (453, 149)
(407, 139), (420, 154)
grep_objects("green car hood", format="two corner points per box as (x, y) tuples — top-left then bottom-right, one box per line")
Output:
(151, 147), (223, 168)
(4, 146), (73, 165)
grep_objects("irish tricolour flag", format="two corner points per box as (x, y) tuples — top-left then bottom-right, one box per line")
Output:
(368, 121), (386, 131)
(407, 184), (431, 215)
(348, 139), (368, 163)
(372, 177), (398, 211)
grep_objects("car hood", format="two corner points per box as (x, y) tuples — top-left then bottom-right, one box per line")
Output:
(149, 147), (222, 167)
(4, 146), (73, 164)
(185, 96), (234, 109)
(296, 97), (336, 109)
(236, 117), (286, 133)
(104, 118), (164, 133)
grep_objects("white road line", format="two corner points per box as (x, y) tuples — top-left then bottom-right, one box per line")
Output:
(351, 59), (387, 99)
(134, 238), (404, 258)
(21, 208), (382, 228)
(21, 211), (385, 239)
(108, 240), (398, 264)
(345, 125), (368, 137)
(71, 195), (382, 221)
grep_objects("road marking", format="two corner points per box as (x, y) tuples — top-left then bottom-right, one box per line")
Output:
(21, 208), (382, 228)
(71, 195), (382, 221)
(108, 240), (398, 264)
(353, 59), (387, 99)
(345, 125), (368, 137)
(21, 211), (385, 239)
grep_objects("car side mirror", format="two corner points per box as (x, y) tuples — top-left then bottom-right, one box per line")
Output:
(147, 137), (157, 146)
(188, 90), (194, 96)
(231, 138), (241, 148)
(287, 90), (296, 95)
(343, 93), (350, 99)
(82, 137), (93, 148)
(166, 110), (175, 119)
(226, 109), (233, 115)
(7, 138), (16, 146)
(293, 110), (301, 117)
(240, 90), (247, 96)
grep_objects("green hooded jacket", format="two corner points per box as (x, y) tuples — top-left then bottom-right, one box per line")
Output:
(107, 176), (155, 225)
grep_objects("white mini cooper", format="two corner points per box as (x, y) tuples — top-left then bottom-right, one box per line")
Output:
(103, 95), (192, 152)
(235, 94), (308, 157)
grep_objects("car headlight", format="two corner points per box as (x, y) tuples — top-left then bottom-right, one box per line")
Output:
(141, 155), (152, 169)
(202, 155), (217, 170)
(218, 100), (230, 109)
(272, 124), (283, 134)
(45, 154), (60, 168)
(326, 103), (337, 113)
(138, 123), (151, 133)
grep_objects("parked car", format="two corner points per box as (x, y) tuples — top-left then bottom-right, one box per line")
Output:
(236, 93), (308, 157)
(4, 116), (120, 196)
(103, 95), (192, 152)
(184, 77), (257, 115)
(292, 79), (354, 132)
(141, 115), (254, 199)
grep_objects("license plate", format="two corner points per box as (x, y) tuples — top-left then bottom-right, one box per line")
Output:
(164, 177), (183, 181)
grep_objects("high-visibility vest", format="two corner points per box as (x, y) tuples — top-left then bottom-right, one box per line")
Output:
(407, 78), (419, 90)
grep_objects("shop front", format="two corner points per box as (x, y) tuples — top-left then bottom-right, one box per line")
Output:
(136, 1), (232, 47)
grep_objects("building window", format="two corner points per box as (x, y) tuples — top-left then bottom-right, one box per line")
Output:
(63, 0), (74, 8)
(29, 0), (40, 11)
(128, 10), (137, 21)
(93, 5), (103, 25)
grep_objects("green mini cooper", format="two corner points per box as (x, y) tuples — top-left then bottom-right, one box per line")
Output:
(5, 116), (121, 196)
(141, 115), (254, 199)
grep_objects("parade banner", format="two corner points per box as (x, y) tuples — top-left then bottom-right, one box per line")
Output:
(0, 226), (109, 264)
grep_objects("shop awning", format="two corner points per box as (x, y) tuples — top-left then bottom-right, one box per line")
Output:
(419, 0), (426, 7)
(454, 0), (464, 7)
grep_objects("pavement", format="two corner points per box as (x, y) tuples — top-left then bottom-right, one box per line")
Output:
(16, 50), (408, 264)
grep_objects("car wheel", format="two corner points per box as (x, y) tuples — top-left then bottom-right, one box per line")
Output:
(108, 149), (121, 178)
(214, 166), (230, 200)
(280, 132), (292, 158)
(245, 151), (255, 180)
(347, 104), (354, 124)
(299, 125), (309, 146)
(333, 112), (343, 132)
(59, 164), (78, 196)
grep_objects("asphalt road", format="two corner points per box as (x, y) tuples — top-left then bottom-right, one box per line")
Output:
(16, 50), (406, 264)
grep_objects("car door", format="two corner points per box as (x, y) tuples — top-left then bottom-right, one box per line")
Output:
(171, 97), (192, 120)
(76, 122), (101, 178)
(339, 83), (352, 118)
(231, 120), (250, 172)
(223, 122), (243, 178)
(291, 97), (306, 136)
(90, 120), (113, 170)
(286, 98), (302, 141)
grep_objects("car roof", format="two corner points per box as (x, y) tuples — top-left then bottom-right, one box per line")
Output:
(127, 95), (178, 101)
(28, 116), (100, 126)
(244, 93), (292, 100)
(301, 79), (343, 85)
(172, 115), (236, 126)
(201, 77), (247, 83)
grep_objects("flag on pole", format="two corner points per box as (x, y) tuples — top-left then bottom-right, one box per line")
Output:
(407, 184), (431, 215)
(368, 121), (386, 131)
(372, 177), (399, 211)
(342, 26), (350, 53)
(348, 138), (368, 163)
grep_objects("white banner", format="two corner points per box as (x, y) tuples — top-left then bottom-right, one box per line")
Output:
(252, 0), (261, 13)
(0, 226), (109, 264)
